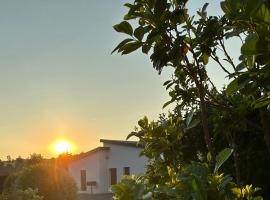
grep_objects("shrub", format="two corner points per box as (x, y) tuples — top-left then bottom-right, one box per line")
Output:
(0, 188), (43, 200)
(3, 163), (77, 200)
(113, 149), (263, 200)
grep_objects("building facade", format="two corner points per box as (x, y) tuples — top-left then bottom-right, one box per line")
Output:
(68, 139), (147, 195)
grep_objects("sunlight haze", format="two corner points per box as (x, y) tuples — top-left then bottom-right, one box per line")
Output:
(0, 0), (234, 159)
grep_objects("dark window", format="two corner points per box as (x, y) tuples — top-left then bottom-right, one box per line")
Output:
(80, 170), (87, 191)
(109, 168), (117, 185)
(123, 167), (130, 175)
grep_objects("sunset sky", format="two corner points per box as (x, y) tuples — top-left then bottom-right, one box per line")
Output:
(0, 1), (238, 159)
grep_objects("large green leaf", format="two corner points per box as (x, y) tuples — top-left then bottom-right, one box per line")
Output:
(226, 78), (239, 96)
(235, 62), (246, 72)
(220, 0), (242, 15)
(226, 73), (250, 96)
(241, 33), (270, 56)
(255, 3), (270, 24)
(162, 100), (173, 109)
(134, 26), (145, 41)
(142, 43), (152, 54)
(120, 41), (142, 54)
(111, 38), (134, 54)
(186, 119), (200, 130)
(253, 95), (270, 108)
(113, 21), (133, 36)
(241, 34), (260, 55)
(214, 148), (233, 173)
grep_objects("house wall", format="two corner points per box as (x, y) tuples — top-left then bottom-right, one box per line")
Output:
(103, 143), (147, 185)
(68, 150), (108, 194)
(69, 142), (148, 194)
(98, 150), (109, 193)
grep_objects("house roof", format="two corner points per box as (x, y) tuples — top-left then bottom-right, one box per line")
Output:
(71, 147), (110, 162)
(100, 139), (143, 148)
(70, 139), (143, 163)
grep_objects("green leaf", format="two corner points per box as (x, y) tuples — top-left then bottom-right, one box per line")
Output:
(241, 33), (270, 57)
(163, 100), (173, 109)
(226, 78), (238, 96)
(126, 131), (137, 140)
(235, 62), (246, 71)
(124, 14), (137, 20)
(253, 96), (270, 108)
(134, 26), (145, 41)
(219, 175), (233, 189)
(246, 55), (255, 69)
(113, 21), (133, 36)
(241, 34), (260, 55)
(257, 4), (270, 23)
(186, 119), (200, 130)
(163, 80), (171, 86)
(226, 73), (250, 95)
(220, 0), (242, 14)
(124, 3), (133, 9)
(202, 54), (209, 65)
(207, 152), (212, 163)
(220, 1), (230, 14)
(202, 3), (209, 13)
(214, 148), (233, 173)
(142, 44), (152, 54)
(138, 116), (148, 128)
(121, 41), (142, 54)
(191, 179), (206, 200)
(111, 38), (134, 54)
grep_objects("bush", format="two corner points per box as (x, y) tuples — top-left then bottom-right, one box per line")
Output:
(0, 188), (43, 200)
(112, 149), (263, 200)
(3, 163), (77, 200)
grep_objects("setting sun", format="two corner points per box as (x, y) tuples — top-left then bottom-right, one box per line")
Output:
(54, 140), (72, 154)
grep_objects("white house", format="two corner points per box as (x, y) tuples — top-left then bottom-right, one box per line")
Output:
(68, 139), (147, 195)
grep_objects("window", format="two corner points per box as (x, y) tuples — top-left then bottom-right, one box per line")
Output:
(109, 168), (117, 185)
(123, 167), (130, 175)
(80, 170), (86, 191)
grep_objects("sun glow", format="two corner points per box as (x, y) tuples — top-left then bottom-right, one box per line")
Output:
(53, 140), (72, 154)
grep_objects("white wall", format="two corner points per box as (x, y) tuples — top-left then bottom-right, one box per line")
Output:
(68, 150), (109, 194)
(68, 143), (148, 194)
(103, 143), (148, 184)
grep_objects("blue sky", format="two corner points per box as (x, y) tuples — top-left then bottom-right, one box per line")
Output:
(0, 0), (240, 159)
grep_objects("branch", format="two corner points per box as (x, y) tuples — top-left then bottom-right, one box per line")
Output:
(211, 55), (232, 75)
(219, 39), (237, 72)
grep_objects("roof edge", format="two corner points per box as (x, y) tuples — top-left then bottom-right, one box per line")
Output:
(71, 146), (110, 162)
(100, 139), (143, 148)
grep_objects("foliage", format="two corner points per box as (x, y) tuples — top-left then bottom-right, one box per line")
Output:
(221, 0), (270, 107)
(112, 0), (270, 198)
(113, 150), (262, 200)
(112, 175), (151, 200)
(25, 154), (43, 166)
(0, 188), (43, 200)
(220, 0), (270, 158)
(3, 163), (77, 200)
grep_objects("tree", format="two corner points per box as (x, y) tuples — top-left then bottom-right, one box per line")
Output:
(220, 0), (270, 155)
(112, 0), (270, 198)
(14, 157), (24, 169)
(26, 154), (43, 166)
(3, 163), (77, 200)
(112, 0), (217, 161)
